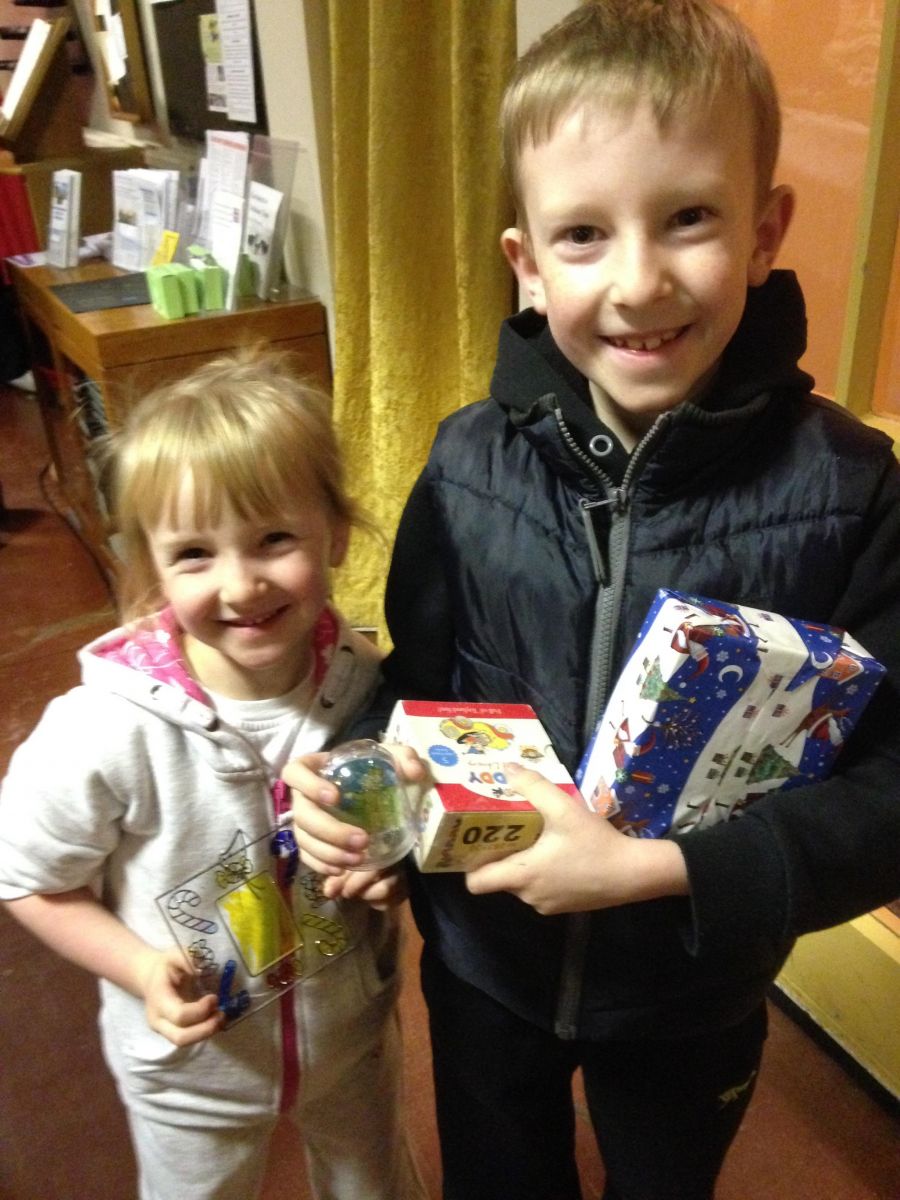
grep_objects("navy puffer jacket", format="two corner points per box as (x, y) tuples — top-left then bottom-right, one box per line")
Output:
(371, 271), (900, 1040)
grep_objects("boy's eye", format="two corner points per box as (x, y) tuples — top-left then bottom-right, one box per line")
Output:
(567, 225), (599, 245)
(672, 206), (709, 228)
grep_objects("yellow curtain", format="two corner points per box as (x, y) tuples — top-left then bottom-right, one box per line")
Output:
(327, 0), (516, 640)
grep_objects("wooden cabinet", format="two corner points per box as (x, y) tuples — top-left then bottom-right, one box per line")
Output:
(0, 2), (90, 103)
(1, 4), (141, 243)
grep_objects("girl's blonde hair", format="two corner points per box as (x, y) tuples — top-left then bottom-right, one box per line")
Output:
(502, 0), (782, 216)
(99, 348), (366, 621)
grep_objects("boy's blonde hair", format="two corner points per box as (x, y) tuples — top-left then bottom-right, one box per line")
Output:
(100, 348), (365, 621)
(502, 0), (781, 215)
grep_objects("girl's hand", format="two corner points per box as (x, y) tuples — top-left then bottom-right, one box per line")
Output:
(3, 889), (224, 1043)
(137, 946), (224, 1046)
(283, 751), (364, 874)
(319, 866), (408, 911)
(283, 745), (427, 876)
(465, 764), (689, 914)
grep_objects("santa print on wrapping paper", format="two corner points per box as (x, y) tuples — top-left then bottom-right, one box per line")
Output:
(586, 592), (883, 839)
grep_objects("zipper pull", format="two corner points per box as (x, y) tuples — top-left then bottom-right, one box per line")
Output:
(272, 778), (291, 819)
(580, 486), (627, 514)
(580, 499), (607, 584)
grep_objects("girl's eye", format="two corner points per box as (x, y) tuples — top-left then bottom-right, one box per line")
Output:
(263, 530), (294, 547)
(175, 546), (208, 562)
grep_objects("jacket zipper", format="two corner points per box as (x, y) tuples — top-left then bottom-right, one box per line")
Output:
(552, 409), (668, 1038)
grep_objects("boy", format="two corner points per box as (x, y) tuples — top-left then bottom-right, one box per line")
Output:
(289, 3), (900, 1198)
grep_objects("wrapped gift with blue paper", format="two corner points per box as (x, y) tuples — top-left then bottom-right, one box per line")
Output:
(576, 589), (885, 838)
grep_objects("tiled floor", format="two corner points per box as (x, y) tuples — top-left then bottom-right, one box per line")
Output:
(1, 382), (898, 1199)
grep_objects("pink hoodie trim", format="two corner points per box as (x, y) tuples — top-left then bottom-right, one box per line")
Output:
(95, 606), (342, 706)
(94, 608), (208, 704)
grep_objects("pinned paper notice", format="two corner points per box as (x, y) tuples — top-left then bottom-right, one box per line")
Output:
(215, 0), (257, 124)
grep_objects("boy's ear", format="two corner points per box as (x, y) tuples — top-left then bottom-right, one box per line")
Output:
(748, 184), (795, 287)
(501, 227), (547, 313)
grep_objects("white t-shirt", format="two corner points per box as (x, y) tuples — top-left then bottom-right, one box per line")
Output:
(206, 668), (317, 774)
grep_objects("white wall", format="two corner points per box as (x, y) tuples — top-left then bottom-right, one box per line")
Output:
(517, 0), (577, 52)
(254, 1), (334, 352)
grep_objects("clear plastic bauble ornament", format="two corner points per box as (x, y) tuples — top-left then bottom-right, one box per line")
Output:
(320, 740), (417, 869)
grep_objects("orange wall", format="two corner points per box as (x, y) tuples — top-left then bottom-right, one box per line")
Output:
(873, 221), (900, 416)
(723, 0), (885, 399)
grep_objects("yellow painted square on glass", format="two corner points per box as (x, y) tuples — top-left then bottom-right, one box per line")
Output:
(217, 872), (303, 976)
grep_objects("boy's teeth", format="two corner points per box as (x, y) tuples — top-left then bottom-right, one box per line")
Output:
(610, 329), (679, 351)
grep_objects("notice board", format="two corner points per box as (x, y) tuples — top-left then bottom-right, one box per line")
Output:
(151, 0), (268, 142)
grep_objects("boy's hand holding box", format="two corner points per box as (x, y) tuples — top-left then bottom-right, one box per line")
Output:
(387, 700), (579, 871)
(577, 589), (885, 839)
(388, 593), (883, 870)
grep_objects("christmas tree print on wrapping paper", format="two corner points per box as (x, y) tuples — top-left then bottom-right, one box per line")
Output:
(746, 743), (801, 788)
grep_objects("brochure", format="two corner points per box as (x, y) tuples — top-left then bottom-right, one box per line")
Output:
(46, 169), (81, 268)
(241, 180), (283, 299)
(111, 168), (181, 272)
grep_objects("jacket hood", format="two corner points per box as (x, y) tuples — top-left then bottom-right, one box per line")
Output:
(82, 608), (219, 731)
(488, 270), (816, 495)
(78, 606), (380, 780)
(490, 270), (813, 420)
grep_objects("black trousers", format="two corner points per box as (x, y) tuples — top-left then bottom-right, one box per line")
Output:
(421, 948), (767, 1200)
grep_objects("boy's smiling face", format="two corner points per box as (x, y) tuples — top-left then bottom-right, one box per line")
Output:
(502, 94), (793, 447)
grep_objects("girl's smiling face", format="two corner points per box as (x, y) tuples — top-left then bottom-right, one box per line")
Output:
(502, 94), (793, 446)
(147, 475), (347, 700)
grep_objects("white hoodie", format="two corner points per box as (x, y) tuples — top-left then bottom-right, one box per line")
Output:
(0, 605), (399, 1127)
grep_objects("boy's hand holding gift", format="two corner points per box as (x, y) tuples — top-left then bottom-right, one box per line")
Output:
(288, 739), (690, 915)
(288, 591), (884, 920)
(472, 588), (885, 917)
(466, 763), (689, 914)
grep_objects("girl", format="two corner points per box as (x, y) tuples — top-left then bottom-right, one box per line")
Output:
(0, 352), (426, 1200)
